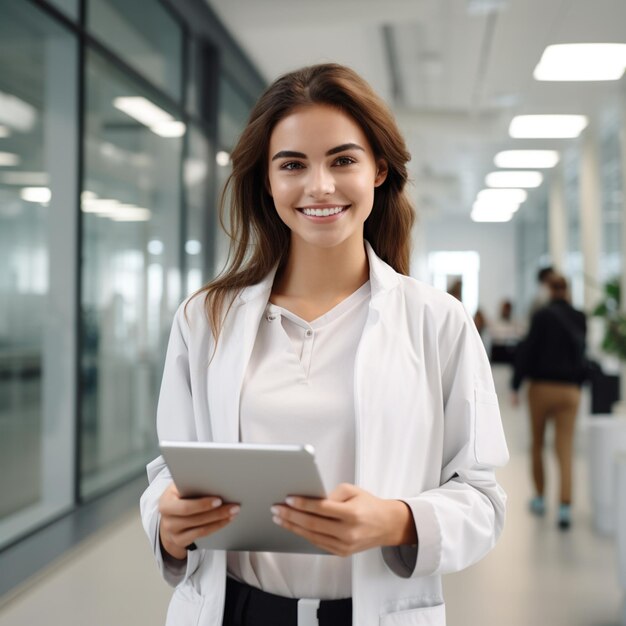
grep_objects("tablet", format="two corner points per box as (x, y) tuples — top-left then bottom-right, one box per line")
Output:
(159, 441), (328, 554)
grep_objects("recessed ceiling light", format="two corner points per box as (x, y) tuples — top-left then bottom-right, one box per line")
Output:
(477, 188), (528, 204)
(471, 205), (514, 222)
(148, 240), (164, 255)
(509, 115), (588, 138)
(486, 171), (543, 188)
(21, 187), (51, 204)
(151, 120), (186, 138)
(534, 43), (626, 81)
(0, 151), (20, 166)
(114, 96), (172, 126)
(0, 91), (37, 132)
(216, 151), (230, 167)
(185, 240), (202, 255)
(494, 150), (560, 168)
(114, 97), (184, 138)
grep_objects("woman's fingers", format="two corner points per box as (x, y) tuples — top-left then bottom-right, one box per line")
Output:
(165, 503), (240, 535)
(158, 482), (241, 558)
(271, 505), (341, 536)
(272, 515), (352, 557)
(175, 513), (237, 547)
(160, 493), (223, 517)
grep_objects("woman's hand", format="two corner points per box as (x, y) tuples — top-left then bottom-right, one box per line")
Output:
(158, 482), (240, 561)
(270, 483), (416, 557)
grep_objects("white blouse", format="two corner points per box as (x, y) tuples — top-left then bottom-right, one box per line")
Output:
(226, 281), (371, 599)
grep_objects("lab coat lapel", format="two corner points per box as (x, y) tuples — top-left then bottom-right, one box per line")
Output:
(207, 272), (276, 443)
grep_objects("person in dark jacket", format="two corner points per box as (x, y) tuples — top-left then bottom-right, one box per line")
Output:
(511, 273), (587, 530)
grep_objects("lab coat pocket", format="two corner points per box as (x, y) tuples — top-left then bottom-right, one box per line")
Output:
(166, 583), (203, 626)
(380, 602), (446, 625)
(474, 389), (509, 467)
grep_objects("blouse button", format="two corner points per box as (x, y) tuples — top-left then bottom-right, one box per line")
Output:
(267, 314), (277, 321)
(305, 329), (313, 337)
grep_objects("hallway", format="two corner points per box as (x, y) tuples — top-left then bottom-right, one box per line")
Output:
(0, 365), (621, 626)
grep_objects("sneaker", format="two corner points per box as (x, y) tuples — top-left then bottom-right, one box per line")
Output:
(529, 496), (546, 516)
(558, 504), (571, 530)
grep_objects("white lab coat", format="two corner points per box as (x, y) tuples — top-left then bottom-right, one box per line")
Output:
(140, 242), (509, 626)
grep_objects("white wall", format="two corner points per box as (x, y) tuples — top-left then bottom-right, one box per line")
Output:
(413, 214), (518, 324)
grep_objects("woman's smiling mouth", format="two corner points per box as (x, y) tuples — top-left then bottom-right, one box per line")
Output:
(298, 205), (350, 218)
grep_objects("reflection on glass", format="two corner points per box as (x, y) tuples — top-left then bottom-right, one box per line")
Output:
(88, 0), (183, 101)
(0, 1), (77, 548)
(218, 75), (253, 152)
(184, 126), (213, 294)
(81, 49), (183, 498)
(47, 0), (79, 19)
(600, 118), (623, 281)
(563, 149), (584, 307)
(215, 76), (255, 277)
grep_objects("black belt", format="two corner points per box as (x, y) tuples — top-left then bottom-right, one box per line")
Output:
(223, 576), (352, 626)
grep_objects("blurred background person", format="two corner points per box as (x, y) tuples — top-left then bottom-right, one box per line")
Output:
(528, 265), (556, 317)
(489, 299), (524, 365)
(473, 307), (493, 357)
(511, 274), (587, 530)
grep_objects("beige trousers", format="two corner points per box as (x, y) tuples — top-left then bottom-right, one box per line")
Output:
(527, 381), (581, 504)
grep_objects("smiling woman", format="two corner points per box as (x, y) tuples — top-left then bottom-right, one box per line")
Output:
(267, 104), (387, 259)
(140, 63), (509, 626)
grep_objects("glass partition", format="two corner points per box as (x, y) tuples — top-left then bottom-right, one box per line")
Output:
(599, 115), (623, 282)
(80, 49), (183, 498)
(87, 0), (183, 102)
(48, 0), (79, 19)
(0, 0), (77, 548)
(184, 126), (214, 294)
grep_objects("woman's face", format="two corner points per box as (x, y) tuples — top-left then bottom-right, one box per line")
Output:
(267, 104), (387, 251)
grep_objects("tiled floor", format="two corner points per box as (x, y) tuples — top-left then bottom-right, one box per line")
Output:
(0, 365), (623, 625)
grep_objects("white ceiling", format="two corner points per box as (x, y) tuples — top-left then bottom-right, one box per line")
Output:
(206, 0), (626, 219)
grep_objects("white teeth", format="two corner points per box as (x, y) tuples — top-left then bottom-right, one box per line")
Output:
(302, 206), (345, 217)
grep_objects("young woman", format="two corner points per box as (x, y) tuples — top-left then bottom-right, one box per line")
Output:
(141, 63), (508, 626)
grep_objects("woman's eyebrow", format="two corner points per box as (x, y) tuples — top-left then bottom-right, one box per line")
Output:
(325, 143), (365, 156)
(271, 143), (365, 162)
(271, 150), (306, 161)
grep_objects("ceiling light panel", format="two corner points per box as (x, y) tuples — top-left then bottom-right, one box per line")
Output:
(509, 115), (588, 138)
(477, 188), (528, 204)
(534, 43), (626, 81)
(471, 206), (514, 222)
(494, 150), (560, 168)
(0, 152), (20, 166)
(21, 187), (51, 203)
(486, 171), (543, 188)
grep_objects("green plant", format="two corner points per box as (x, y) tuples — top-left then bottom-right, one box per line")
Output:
(592, 279), (626, 361)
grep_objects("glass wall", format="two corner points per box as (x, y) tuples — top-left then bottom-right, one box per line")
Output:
(80, 49), (184, 497)
(214, 74), (253, 273)
(0, 1), (77, 549)
(599, 114), (623, 282)
(515, 189), (550, 316)
(562, 147), (584, 307)
(87, 0), (183, 102)
(0, 0), (264, 551)
(184, 126), (213, 295)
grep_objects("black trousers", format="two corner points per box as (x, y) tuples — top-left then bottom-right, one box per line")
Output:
(223, 577), (352, 626)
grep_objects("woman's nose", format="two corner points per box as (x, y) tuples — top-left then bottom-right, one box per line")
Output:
(306, 166), (335, 198)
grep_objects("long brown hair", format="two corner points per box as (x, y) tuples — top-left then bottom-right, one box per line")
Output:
(195, 63), (415, 340)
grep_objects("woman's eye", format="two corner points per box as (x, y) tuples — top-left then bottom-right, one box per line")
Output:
(281, 161), (304, 171)
(334, 156), (356, 166)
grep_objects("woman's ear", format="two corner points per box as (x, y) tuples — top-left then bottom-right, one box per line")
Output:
(374, 159), (388, 187)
